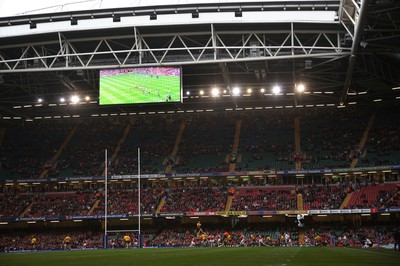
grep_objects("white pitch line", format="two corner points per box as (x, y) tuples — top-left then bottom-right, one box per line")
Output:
(343, 247), (399, 257)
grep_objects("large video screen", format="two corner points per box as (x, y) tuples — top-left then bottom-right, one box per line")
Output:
(99, 67), (182, 105)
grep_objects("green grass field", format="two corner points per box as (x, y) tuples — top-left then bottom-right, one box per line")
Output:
(1, 247), (399, 266)
(99, 73), (181, 105)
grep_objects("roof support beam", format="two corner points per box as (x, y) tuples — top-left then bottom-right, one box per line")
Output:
(0, 26), (349, 73)
(339, 0), (368, 105)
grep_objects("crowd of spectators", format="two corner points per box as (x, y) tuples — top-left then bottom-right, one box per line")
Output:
(237, 113), (295, 171)
(91, 187), (162, 215)
(160, 186), (226, 213)
(1, 109), (400, 180)
(358, 112), (400, 167)
(23, 192), (96, 218)
(0, 193), (32, 218)
(345, 183), (399, 209)
(0, 181), (399, 218)
(0, 123), (70, 179)
(231, 186), (297, 211)
(301, 184), (347, 210)
(300, 111), (368, 170)
(108, 117), (180, 175)
(173, 115), (235, 173)
(52, 122), (125, 177)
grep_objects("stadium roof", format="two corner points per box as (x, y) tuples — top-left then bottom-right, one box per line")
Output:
(0, 0), (271, 17)
(0, 0), (399, 121)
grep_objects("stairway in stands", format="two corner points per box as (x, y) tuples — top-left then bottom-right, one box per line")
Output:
(294, 116), (302, 170)
(165, 120), (186, 173)
(340, 193), (353, 209)
(102, 124), (131, 176)
(39, 126), (77, 179)
(350, 113), (375, 168)
(156, 197), (166, 214)
(88, 200), (101, 215)
(225, 195), (233, 211)
(229, 119), (242, 172)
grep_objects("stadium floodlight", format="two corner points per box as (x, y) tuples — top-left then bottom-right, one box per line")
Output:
(296, 84), (305, 93)
(199, 90), (204, 95)
(272, 85), (281, 95)
(60, 97), (65, 103)
(260, 88), (265, 93)
(37, 98), (43, 103)
(247, 88), (252, 94)
(70, 95), (80, 104)
(211, 88), (220, 97)
(223, 89), (227, 94)
(232, 87), (240, 96)
(186, 91), (190, 95)
(85, 96), (90, 101)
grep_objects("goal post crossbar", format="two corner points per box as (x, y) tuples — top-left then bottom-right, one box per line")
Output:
(106, 230), (140, 233)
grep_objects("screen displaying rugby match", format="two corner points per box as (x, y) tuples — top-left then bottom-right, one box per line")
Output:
(99, 67), (182, 105)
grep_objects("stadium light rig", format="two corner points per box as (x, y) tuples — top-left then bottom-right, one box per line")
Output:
(70, 95), (80, 104)
(272, 85), (281, 95)
(232, 87), (240, 96)
(211, 88), (220, 97)
(296, 84), (305, 93)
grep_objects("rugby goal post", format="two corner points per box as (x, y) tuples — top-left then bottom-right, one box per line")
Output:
(103, 148), (142, 248)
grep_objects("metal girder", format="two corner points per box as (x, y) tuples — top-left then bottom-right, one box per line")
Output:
(358, 54), (400, 86)
(363, 4), (400, 51)
(0, 25), (350, 73)
(339, 0), (368, 105)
